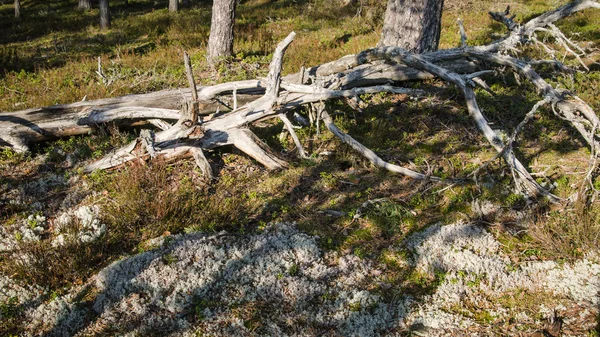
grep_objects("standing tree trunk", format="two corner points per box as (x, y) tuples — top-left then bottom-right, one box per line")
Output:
(14, 0), (21, 18)
(207, 0), (237, 65)
(99, 0), (110, 29)
(78, 0), (92, 10)
(378, 0), (444, 53)
(182, 0), (190, 6)
(169, 0), (178, 12)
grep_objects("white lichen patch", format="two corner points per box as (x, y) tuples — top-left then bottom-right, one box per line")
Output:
(20, 214), (47, 242)
(0, 213), (46, 252)
(0, 225), (16, 252)
(0, 275), (43, 320)
(401, 222), (600, 335)
(17, 222), (600, 336)
(51, 205), (106, 247)
(25, 224), (395, 336)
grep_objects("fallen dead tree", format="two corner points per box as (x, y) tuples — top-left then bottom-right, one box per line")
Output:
(1, 0), (599, 200)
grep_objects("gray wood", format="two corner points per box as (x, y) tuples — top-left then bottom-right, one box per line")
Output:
(1, 1), (599, 201)
(169, 0), (178, 12)
(207, 0), (237, 64)
(99, 0), (110, 29)
(78, 0), (92, 10)
(14, 0), (20, 18)
(379, 0), (444, 53)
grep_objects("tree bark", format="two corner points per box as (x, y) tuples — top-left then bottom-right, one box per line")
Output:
(99, 0), (110, 30)
(14, 0), (21, 19)
(0, 82), (265, 150)
(78, 0), (92, 10)
(207, 0), (237, 64)
(379, 0), (445, 53)
(169, 0), (178, 12)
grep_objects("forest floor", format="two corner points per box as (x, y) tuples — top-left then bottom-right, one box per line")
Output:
(1, 0), (600, 336)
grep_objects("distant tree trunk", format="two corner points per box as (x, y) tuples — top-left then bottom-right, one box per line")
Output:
(78, 0), (92, 10)
(378, 0), (444, 53)
(169, 0), (178, 12)
(99, 0), (110, 29)
(14, 0), (21, 18)
(207, 0), (237, 64)
(182, 0), (190, 7)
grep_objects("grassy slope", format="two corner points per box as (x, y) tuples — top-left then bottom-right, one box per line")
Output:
(1, 0), (600, 335)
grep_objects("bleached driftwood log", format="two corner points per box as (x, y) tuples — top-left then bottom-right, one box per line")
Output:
(1, 0), (599, 200)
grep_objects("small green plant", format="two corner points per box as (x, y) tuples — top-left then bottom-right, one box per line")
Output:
(183, 225), (202, 234)
(0, 148), (28, 163)
(163, 236), (174, 246)
(193, 298), (218, 321)
(288, 263), (299, 276)
(320, 292), (335, 302)
(257, 221), (268, 231)
(163, 253), (177, 265)
(473, 310), (495, 324)
(354, 247), (366, 259)
(506, 193), (525, 209)
(319, 171), (338, 188)
(593, 176), (600, 191)
(87, 170), (108, 188)
(433, 270), (447, 287)
(0, 297), (19, 318)
(49, 290), (60, 301)
(348, 301), (362, 312)
(466, 273), (484, 288)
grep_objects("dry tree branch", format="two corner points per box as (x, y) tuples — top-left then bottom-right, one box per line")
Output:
(489, 6), (518, 31)
(468, 97), (551, 181)
(279, 112), (308, 159)
(321, 109), (434, 181)
(1, 1), (599, 201)
(457, 18), (468, 48)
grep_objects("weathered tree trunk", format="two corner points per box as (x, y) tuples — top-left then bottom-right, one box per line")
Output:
(99, 0), (110, 29)
(78, 0), (92, 10)
(207, 0), (237, 64)
(169, 0), (178, 12)
(0, 83), (266, 151)
(379, 0), (445, 53)
(14, 0), (21, 19)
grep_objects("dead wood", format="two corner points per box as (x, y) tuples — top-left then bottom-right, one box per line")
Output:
(1, 1), (599, 200)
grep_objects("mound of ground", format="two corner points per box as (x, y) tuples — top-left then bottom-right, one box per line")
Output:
(5, 222), (599, 336)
